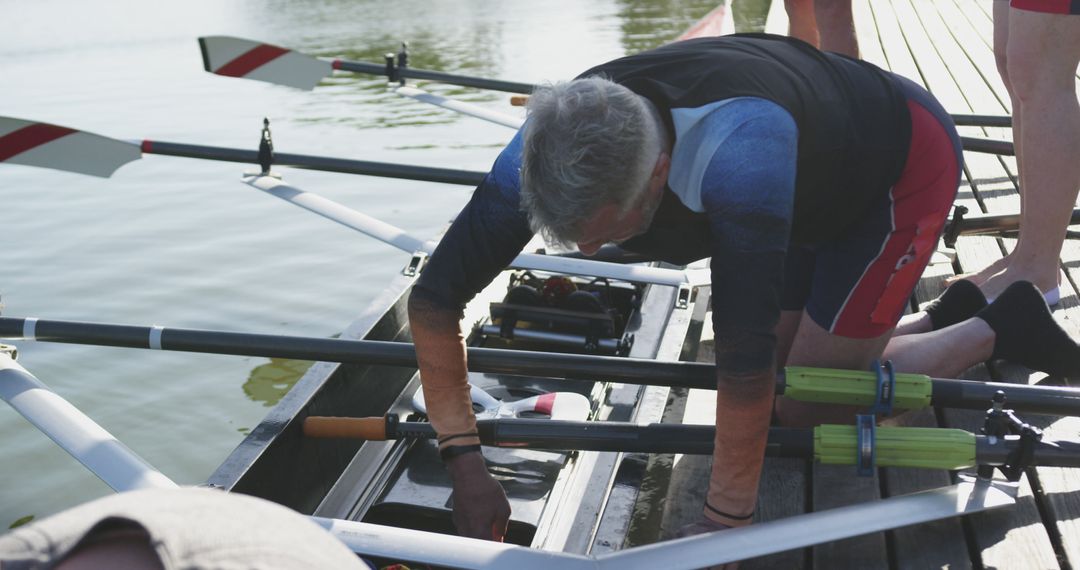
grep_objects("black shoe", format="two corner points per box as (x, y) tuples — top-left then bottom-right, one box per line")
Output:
(925, 279), (988, 330)
(976, 281), (1080, 377)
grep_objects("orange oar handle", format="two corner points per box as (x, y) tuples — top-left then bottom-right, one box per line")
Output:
(510, 95), (529, 107)
(303, 416), (386, 440)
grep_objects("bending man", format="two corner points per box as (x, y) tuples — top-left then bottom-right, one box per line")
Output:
(408, 33), (1080, 540)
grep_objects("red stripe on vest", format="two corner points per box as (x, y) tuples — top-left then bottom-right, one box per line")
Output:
(534, 393), (556, 416)
(0, 123), (76, 162)
(214, 44), (290, 77)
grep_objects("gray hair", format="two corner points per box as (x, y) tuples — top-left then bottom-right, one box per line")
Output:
(519, 76), (663, 246)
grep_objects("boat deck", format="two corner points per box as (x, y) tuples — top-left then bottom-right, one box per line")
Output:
(647, 1), (1080, 568)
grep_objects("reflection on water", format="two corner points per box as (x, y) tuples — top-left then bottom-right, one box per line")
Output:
(616, 0), (729, 52)
(733, 0), (773, 32)
(243, 358), (315, 408)
(0, 0), (780, 533)
(9, 516), (34, 530)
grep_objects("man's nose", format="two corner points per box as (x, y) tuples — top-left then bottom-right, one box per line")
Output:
(577, 240), (602, 256)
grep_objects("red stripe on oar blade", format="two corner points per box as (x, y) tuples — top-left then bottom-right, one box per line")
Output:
(0, 124), (76, 162)
(534, 393), (556, 416)
(214, 44), (290, 77)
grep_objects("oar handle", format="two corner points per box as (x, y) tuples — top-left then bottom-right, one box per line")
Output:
(304, 416), (388, 440)
(510, 95), (529, 107)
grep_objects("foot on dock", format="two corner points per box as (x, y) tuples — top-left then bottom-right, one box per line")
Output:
(925, 279), (988, 330)
(977, 281), (1080, 377)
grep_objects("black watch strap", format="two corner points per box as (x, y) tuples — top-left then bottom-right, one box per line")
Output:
(439, 444), (483, 462)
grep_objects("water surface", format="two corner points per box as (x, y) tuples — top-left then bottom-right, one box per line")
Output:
(0, 0), (768, 526)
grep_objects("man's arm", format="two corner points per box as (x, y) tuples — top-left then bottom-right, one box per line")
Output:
(691, 98), (799, 526)
(407, 131), (532, 540)
(407, 291), (510, 540)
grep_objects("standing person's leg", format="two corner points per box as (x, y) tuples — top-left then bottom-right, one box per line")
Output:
(785, 0), (820, 47)
(978, 8), (1080, 301)
(949, 0), (1016, 287)
(814, 0), (859, 57)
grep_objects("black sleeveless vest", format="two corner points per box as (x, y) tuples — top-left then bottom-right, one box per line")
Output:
(583, 34), (912, 257)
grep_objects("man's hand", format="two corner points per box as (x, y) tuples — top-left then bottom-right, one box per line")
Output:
(675, 518), (739, 570)
(675, 517), (732, 538)
(446, 451), (511, 541)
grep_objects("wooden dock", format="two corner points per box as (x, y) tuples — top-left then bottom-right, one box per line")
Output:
(635, 1), (1080, 568)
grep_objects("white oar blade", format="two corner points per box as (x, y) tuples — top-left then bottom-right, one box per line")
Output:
(505, 392), (591, 421)
(0, 117), (140, 178)
(394, 86), (524, 129)
(199, 36), (333, 91)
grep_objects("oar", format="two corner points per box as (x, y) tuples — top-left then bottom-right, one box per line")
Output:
(0, 116), (703, 288)
(0, 340), (1016, 569)
(5, 316), (1080, 415)
(942, 205), (1080, 248)
(953, 114), (1011, 128)
(0, 116), (484, 184)
(412, 383), (592, 422)
(959, 136), (1014, 156)
(304, 413), (1080, 470)
(201, 38), (1018, 156)
(198, 35), (1016, 132)
(199, 36), (534, 93)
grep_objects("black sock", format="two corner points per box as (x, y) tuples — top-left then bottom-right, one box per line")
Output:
(925, 279), (987, 330)
(976, 281), (1080, 377)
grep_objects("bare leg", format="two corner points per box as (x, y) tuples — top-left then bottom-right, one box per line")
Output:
(882, 320), (995, 378)
(979, 9), (1080, 300)
(774, 309), (804, 366)
(948, 0), (1014, 288)
(814, 0), (858, 58)
(894, 311), (932, 336)
(774, 312), (893, 427)
(785, 0), (820, 47)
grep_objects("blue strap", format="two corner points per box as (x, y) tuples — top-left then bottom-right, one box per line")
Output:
(868, 359), (896, 416)
(856, 413), (877, 477)
(854, 360), (896, 477)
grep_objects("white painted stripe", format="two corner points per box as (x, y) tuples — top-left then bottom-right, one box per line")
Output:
(149, 326), (164, 350)
(243, 51), (332, 91)
(0, 116), (34, 138)
(200, 36), (266, 71)
(22, 318), (37, 340)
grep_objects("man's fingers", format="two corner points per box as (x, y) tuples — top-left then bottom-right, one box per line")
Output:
(491, 508), (511, 542)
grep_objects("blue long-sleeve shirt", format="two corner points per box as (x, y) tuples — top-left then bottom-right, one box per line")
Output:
(416, 97), (798, 372)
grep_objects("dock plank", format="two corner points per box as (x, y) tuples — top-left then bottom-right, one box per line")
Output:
(882, 262), (972, 570)
(684, 314), (809, 570)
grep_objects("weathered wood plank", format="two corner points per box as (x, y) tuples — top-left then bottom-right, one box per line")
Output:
(872, 2), (1062, 568)
(681, 313), (809, 570)
(882, 261), (972, 570)
(742, 456), (809, 570)
(852, 0), (887, 68)
(811, 464), (887, 570)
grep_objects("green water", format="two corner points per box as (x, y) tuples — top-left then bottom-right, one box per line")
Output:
(0, 0), (770, 527)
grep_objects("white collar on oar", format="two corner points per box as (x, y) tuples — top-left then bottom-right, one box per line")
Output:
(412, 384), (591, 422)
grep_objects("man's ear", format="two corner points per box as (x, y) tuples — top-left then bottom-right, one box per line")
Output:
(650, 152), (671, 192)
